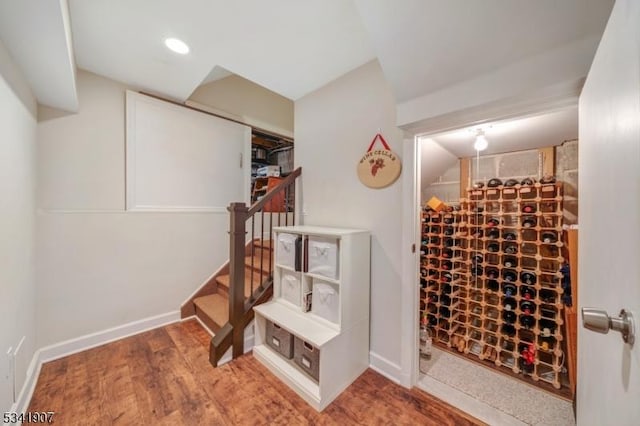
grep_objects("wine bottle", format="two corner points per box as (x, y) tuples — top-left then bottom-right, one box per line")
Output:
(472, 253), (483, 264)
(486, 268), (499, 279)
(439, 306), (451, 318)
(520, 177), (535, 186)
(520, 271), (536, 285)
(486, 279), (500, 292)
(519, 314), (536, 329)
(443, 216), (454, 225)
(520, 286), (536, 301)
(522, 217), (536, 228)
(539, 319), (557, 337)
(504, 178), (519, 187)
(441, 260), (453, 270)
(520, 300), (536, 315)
(488, 178), (503, 188)
(487, 242), (500, 253)
(502, 296), (517, 312)
(428, 314), (438, 326)
(487, 217), (500, 227)
(471, 265), (483, 277)
(440, 295), (451, 306)
(503, 231), (517, 241)
(487, 228), (500, 239)
(502, 285), (517, 298)
(539, 175), (556, 184)
(443, 238), (455, 248)
(539, 289), (556, 303)
(441, 272), (452, 283)
(444, 226), (454, 236)
(503, 256), (518, 268)
(504, 243), (518, 254)
(501, 324), (516, 337)
(441, 283), (452, 294)
(502, 269), (517, 282)
(502, 310), (517, 324)
(541, 232), (557, 243)
(521, 204), (536, 214)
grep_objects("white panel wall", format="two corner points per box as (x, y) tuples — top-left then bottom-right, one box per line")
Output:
(295, 60), (404, 375)
(0, 41), (37, 411)
(125, 91), (250, 211)
(35, 71), (232, 346)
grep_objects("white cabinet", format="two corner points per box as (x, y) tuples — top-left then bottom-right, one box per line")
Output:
(253, 225), (371, 411)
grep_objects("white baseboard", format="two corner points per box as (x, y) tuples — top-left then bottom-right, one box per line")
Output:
(11, 311), (180, 417)
(38, 311), (181, 363)
(369, 351), (403, 385)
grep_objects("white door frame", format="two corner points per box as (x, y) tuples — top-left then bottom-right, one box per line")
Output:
(400, 88), (583, 388)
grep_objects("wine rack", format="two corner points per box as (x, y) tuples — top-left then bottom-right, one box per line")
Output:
(421, 180), (567, 392)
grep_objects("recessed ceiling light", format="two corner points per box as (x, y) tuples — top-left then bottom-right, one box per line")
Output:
(165, 38), (190, 55)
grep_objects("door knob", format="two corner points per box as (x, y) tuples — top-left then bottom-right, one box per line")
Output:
(582, 308), (635, 346)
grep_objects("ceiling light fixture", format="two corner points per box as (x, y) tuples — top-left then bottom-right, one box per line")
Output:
(474, 130), (488, 151)
(165, 38), (190, 55)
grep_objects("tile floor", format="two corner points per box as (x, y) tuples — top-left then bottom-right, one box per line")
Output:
(417, 347), (575, 426)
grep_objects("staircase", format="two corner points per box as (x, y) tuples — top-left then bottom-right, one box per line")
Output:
(191, 239), (273, 333)
(180, 167), (301, 367)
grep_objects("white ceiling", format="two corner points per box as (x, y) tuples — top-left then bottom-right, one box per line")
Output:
(424, 107), (578, 158)
(0, 0), (78, 111)
(355, 0), (614, 102)
(69, 0), (375, 102)
(0, 1), (613, 116)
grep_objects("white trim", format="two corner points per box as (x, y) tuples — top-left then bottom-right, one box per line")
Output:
(125, 91), (252, 212)
(37, 208), (229, 215)
(127, 206), (229, 213)
(38, 311), (180, 363)
(369, 352), (403, 385)
(10, 350), (41, 419)
(10, 311), (180, 417)
(417, 376), (526, 426)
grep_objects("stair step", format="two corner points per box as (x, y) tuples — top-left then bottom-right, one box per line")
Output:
(194, 294), (229, 333)
(216, 268), (266, 298)
(245, 252), (272, 272)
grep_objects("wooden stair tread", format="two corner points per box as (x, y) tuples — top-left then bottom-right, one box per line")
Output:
(252, 239), (273, 250)
(245, 252), (272, 271)
(194, 294), (229, 330)
(216, 268), (266, 298)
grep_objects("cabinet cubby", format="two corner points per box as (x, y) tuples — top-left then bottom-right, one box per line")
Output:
(420, 181), (569, 394)
(254, 225), (370, 411)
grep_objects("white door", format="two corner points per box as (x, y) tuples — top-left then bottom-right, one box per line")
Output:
(577, 0), (640, 424)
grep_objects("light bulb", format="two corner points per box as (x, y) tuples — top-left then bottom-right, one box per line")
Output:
(474, 134), (488, 151)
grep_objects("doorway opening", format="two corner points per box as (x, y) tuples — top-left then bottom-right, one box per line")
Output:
(414, 107), (579, 425)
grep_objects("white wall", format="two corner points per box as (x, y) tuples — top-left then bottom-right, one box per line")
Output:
(188, 74), (294, 138)
(35, 70), (232, 346)
(0, 40), (37, 411)
(295, 60), (405, 377)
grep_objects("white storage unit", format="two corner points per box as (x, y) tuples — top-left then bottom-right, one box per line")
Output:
(253, 225), (371, 411)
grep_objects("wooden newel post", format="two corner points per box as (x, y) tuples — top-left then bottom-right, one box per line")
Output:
(228, 202), (248, 358)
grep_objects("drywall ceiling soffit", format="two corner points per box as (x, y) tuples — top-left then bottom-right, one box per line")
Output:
(0, 0), (78, 112)
(69, 0), (376, 102)
(354, 0), (614, 103)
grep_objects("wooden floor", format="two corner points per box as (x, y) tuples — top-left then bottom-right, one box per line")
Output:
(27, 320), (484, 425)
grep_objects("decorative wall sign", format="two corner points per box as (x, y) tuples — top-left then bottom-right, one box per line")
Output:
(357, 133), (402, 188)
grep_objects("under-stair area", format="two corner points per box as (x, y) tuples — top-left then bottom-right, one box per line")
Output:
(189, 239), (274, 333)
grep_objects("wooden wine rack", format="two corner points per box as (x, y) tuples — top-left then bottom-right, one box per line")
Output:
(420, 181), (567, 392)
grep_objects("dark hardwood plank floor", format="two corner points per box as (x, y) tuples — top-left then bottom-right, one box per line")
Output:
(27, 320), (484, 425)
